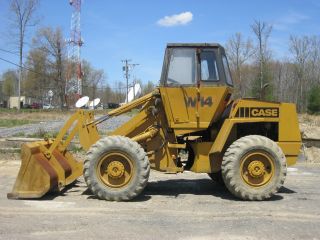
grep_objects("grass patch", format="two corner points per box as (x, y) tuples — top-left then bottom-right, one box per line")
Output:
(0, 119), (32, 128)
(0, 108), (43, 113)
(69, 144), (85, 153)
(26, 128), (59, 139)
(127, 109), (139, 116)
(12, 132), (26, 137)
(0, 148), (21, 154)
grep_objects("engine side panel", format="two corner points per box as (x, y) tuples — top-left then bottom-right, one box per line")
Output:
(209, 99), (301, 166)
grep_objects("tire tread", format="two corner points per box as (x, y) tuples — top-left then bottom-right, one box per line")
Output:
(221, 135), (287, 201)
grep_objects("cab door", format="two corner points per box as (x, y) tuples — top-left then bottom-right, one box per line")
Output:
(160, 48), (196, 126)
(160, 47), (231, 132)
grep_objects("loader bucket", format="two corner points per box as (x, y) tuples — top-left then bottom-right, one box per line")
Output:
(7, 141), (83, 199)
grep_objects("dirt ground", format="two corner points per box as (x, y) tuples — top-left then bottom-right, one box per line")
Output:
(0, 156), (320, 240)
(298, 114), (320, 164)
(0, 112), (320, 239)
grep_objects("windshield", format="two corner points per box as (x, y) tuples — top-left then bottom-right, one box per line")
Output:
(167, 48), (196, 85)
(163, 46), (232, 86)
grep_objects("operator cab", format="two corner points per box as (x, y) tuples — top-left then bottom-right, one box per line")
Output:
(158, 43), (234, 133)
(160, 43), (233, 87)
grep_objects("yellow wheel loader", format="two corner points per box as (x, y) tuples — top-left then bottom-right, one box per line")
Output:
(7, 43), (301, 201)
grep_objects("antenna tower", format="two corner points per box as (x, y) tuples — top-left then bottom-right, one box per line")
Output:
(66, 0), (83, 101)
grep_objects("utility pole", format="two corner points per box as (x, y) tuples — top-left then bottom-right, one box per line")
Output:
(121, 59), (139, 103)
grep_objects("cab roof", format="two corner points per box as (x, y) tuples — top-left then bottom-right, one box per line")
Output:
(166, 43), (223, 48)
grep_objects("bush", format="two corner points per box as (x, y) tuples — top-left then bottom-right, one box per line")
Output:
(307, 85), (320, 114)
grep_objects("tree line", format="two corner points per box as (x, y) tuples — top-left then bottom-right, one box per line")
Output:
(0, 1), (319, 112)
(0, 0), (155, 109)
(226, 20), (320, 113)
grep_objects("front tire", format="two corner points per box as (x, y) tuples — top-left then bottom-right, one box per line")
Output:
(83, 136), (150, 201)
(221, 135), (286, 200)
(207, 171), (225, 186)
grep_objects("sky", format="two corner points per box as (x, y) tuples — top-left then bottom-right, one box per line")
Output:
(0, 0), (319, 88)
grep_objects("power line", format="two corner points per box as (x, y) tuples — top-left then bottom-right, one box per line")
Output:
(0, 55), (64, 94)
(0, 56), (49, 78)
(0, 48), (19, 55)
(82, 85), (127, 91)
(0, 55), (127, 92)
(0, 47), (56, 66)
(0, 47), (117, 88)
(0, 56), (26, 70)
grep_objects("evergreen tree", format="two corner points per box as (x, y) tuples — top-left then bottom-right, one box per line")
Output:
(307, 85), (320, 114)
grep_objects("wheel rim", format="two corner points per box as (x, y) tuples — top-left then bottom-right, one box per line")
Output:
(240, 151), (275, 187)
(96, 152), (134, 188)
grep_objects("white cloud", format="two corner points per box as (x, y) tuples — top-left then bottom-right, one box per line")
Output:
(157, 11), (193, 27)
(273, 11), (309, 31)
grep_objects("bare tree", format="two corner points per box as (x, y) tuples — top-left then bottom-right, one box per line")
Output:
(82, 60), (105, 99)
(23, 48), (49, 101)
(141, 80), (156, 95)
(226, 32), (254, 97)
(251, 20), (273, 99)
(9, 0), (39, 109)
(289, 35), (311, 112)
(101, 85), (112, 104)
(1, 70), (18, 98)
(33, 27), (67, 109)
(308, 36), (320, 86)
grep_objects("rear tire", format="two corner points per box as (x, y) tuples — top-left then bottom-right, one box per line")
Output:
(221, 135), (286, 200)
(83, 136), (150, 201)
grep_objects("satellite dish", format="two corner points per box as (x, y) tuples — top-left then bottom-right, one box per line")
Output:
(92, 98), (100, 107)
(126, 83), (142, 103)
(48, 90), (54, 98)
(75, 96), (89, 108)
(88, 98), (101, 108)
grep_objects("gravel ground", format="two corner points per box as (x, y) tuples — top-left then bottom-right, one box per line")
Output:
(0, 115), (131, 138)
(1, 113), (320, 239)
(98, 115), (132, 133)
(0, 159), (320, 240)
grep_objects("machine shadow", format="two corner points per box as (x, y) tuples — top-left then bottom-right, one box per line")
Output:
(138, 179), (239, 201)
(39, 180), (83, 200)
(81, 178), (295, 202)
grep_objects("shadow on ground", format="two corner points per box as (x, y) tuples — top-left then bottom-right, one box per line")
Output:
(80, 178), (296, 202)
(16, 177), (296, 202)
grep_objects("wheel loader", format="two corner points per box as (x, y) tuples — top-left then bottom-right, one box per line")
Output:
(7, 43), (301, 201)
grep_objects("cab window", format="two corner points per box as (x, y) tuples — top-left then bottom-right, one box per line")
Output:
(167, 48), (196, 85)
(200, 51), (219, 81)
(222, 55), (233, 85)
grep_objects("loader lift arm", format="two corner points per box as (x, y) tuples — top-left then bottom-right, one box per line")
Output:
(87, 92), (154, 125)
(7, 91), (156, 199)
